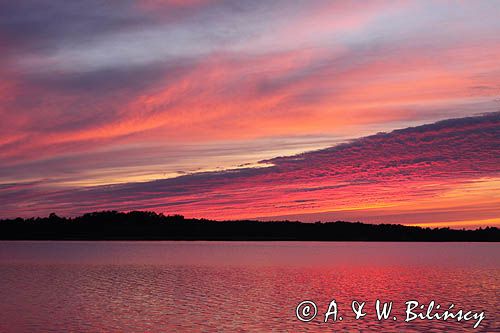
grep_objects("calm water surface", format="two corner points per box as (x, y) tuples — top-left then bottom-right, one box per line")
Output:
(0, 241), (498, 332)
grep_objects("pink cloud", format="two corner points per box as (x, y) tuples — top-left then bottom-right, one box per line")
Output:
(1, 113), (498, 229)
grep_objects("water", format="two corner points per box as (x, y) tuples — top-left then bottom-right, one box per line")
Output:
(0, 241), (498, 332)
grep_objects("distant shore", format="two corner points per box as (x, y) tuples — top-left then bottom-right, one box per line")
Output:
(0, 211), (498, 242)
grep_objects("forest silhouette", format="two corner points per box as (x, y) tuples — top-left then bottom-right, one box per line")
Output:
(0, 211), (498, 241)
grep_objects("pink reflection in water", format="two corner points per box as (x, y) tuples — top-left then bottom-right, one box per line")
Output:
(0, 242), (498, 332)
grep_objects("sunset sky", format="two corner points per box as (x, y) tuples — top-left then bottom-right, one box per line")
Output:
(1, 1), (499, 228)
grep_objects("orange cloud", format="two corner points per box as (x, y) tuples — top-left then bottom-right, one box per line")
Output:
(2, 113), (498, 229)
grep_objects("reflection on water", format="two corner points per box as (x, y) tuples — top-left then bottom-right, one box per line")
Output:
(0, 242), (498, 332)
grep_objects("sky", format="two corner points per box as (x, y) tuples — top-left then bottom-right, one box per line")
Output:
(1, 0), (499, 228)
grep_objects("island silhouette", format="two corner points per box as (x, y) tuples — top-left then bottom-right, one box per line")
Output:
(0, 211), (498, 241)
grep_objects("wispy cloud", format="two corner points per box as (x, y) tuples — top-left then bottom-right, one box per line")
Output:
(2, 113), (498, 228)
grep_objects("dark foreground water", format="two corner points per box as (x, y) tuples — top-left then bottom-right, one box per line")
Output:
(0, 241), (498, 332)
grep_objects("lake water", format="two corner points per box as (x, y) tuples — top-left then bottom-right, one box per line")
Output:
(0, 241), (498, 332)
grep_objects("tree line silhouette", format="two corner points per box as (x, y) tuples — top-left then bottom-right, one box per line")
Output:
(0, 211), (498, 241)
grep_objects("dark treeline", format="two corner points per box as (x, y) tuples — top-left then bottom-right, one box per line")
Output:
(0, 211), (498, 241)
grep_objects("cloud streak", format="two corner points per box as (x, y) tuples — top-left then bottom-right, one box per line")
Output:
(2, 113), (498, 228)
